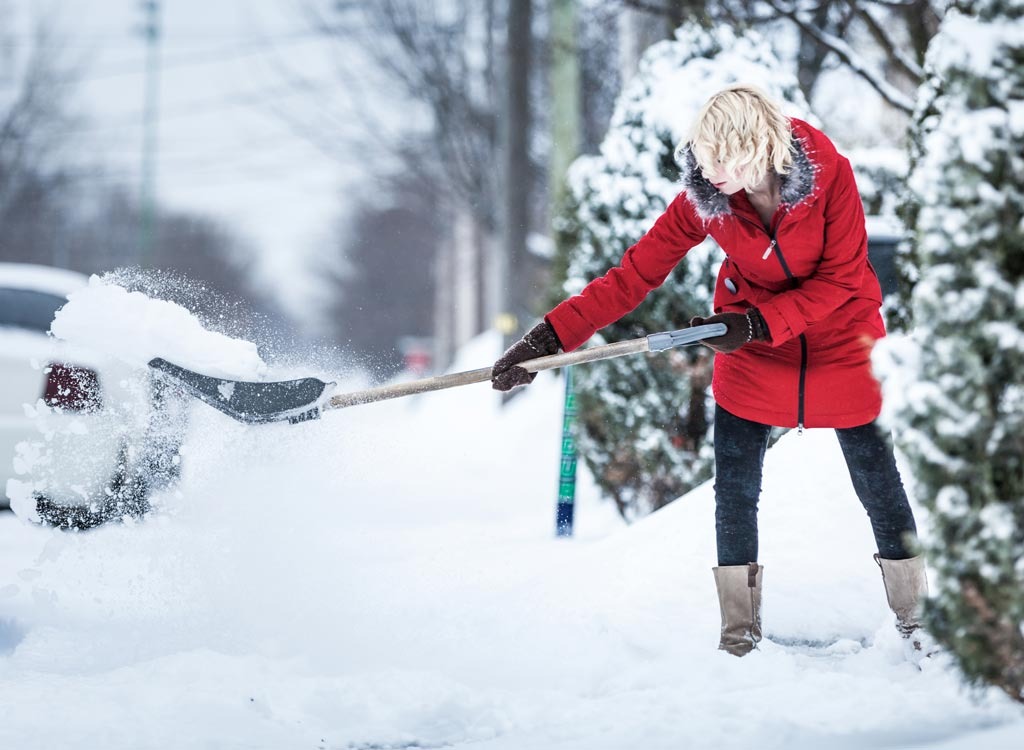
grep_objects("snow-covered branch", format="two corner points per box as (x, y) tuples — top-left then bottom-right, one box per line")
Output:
(851, 2), (925, 83)
(766, 0), (917, 114)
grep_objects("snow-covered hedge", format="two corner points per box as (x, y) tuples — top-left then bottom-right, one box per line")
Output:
(879, 0), (1024, 701)
(552, 23), (809, 520)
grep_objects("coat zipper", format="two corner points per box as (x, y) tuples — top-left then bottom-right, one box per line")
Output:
(736, 213), (808, 433)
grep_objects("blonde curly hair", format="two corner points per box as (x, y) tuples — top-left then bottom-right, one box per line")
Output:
(685, 84), (793, 191)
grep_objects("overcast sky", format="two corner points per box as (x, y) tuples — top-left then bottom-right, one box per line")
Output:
(9, 0), (400, 326)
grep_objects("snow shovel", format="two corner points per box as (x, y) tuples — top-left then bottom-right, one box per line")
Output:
(148, 322), (727, 426)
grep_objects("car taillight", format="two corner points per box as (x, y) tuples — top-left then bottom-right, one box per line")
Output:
(42, 363), (102, 412)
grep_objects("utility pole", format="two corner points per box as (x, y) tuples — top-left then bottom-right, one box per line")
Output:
(500, 0), (532, 347)
(137, 0), (162, 266)
(549, 0), (581, 215)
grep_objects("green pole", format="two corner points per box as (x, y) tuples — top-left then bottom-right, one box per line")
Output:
(556, 366), (578, 536)
(550, 0), (581, 538)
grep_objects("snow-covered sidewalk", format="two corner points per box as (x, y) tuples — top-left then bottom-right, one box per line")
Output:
(2, 335), (1022, 749)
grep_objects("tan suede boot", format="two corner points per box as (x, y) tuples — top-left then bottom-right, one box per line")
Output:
(713, 563), (763, 656)
(874, 554), (929, 648)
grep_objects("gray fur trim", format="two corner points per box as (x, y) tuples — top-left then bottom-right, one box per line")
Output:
(779, 136), (817, 208)
(676, 132), (818, 223)
(677, 146), (730, 221)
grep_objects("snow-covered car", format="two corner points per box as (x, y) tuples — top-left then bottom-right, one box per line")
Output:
(0, 263), (186, 528)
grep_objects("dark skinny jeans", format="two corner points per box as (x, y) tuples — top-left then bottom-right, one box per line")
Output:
(713, 404), (918, 566)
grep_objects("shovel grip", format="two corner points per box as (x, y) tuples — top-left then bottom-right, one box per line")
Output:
(521, 323), (725, 372)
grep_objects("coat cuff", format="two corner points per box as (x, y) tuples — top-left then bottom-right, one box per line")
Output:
(544, 302), (596, 353)
(756, 300), (803, 347)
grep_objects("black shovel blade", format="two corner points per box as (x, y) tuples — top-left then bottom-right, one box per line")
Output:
(149, 358), (333, 425)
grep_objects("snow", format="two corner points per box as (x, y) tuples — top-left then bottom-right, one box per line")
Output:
(642, 28), (810, 134)
(929, 10), (1024, 78)
(2, 288), (1024, 748)
(50, 276), (268, 380)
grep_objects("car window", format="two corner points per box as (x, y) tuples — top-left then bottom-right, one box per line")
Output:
(867, 237), (899, 297)
(0, 288), (67, 332)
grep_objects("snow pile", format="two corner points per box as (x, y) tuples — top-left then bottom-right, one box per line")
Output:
(52, 275), (268, 379)
(6, 274), (274, 518)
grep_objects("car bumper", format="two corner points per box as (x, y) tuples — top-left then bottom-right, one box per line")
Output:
(1, 411), (123, 510)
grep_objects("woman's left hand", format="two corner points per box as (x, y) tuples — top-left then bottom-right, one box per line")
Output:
(690, 309), (770, 353)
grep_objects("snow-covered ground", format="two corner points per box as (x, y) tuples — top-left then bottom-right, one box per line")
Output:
(2, 282), (1023, 749)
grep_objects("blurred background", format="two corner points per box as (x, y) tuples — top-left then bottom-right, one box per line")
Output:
(0, 0), (928, 376)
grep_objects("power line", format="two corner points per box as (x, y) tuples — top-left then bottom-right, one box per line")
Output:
(2, 29), (312, 42)
(62, 163), (342, 190)
(79, 30), (324, 81)
(49, 79), (338, 137)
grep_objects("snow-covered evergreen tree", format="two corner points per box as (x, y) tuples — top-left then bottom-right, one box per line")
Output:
(884, 0), (1024, 701)
(849, 148), (908, 219)
(553, 24), (809, 520)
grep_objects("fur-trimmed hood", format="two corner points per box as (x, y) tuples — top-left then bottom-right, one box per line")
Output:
(676, 118), (831, 223)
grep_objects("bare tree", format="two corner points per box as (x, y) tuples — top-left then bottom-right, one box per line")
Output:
(278, 3), (662, 367)
(58, 186), (266, 306)
(296, 1), (505, 234)
(0, 13), (281, 343)
(0, 17), (84, 264)
(760, 0), (921, 112)
(321, 159), (446, 376)
(503, 0), (534, 336)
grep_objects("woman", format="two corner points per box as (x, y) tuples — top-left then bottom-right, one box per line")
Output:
(492, 84), (927, 657)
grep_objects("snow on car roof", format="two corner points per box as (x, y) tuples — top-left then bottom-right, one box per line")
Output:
(0, 263), (90, 298)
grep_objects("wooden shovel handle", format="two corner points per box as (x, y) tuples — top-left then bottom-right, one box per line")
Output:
(325, 337), (651, 411)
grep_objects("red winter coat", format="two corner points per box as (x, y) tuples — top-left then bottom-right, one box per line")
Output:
(545, 119), (885, 429)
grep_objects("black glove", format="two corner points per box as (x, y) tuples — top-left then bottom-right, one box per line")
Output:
(491, 321), (562, 392)
(689, 308), (770, 354)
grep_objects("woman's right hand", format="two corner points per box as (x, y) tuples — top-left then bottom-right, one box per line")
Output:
(689, 308), (770, 353)
(491, 321), (562, 391)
